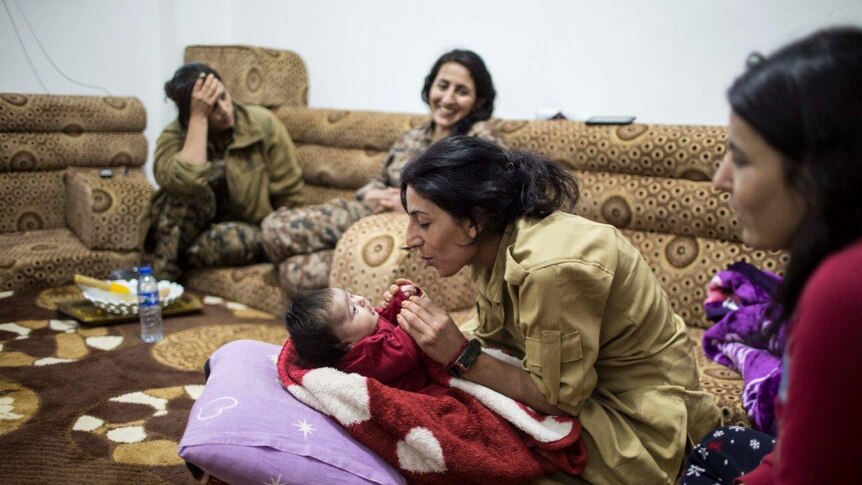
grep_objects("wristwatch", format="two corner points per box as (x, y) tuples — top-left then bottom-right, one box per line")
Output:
(447, 339), (482, 377)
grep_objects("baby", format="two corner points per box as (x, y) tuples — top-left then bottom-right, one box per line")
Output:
(284, 282), (445, 394)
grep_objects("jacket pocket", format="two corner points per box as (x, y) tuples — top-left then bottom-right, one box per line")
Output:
(525, 329), (584, 405)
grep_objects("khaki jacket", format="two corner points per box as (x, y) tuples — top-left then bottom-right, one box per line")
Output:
(139, 103), (304, 245)
(466, 212), (719, 485)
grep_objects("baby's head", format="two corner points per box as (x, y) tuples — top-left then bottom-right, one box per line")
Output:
(285, 288), (380, 368)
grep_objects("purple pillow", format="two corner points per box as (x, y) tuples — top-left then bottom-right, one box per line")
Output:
(179, 339), (404, 485)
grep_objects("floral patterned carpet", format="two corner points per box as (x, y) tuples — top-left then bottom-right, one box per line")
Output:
(0, 285), (288, 484)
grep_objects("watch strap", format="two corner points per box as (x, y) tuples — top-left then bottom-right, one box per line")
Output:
(447, 338), (481, 377)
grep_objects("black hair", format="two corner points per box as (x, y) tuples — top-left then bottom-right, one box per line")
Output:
(400, 136), (579, 242)
(284, 289), (347, 368)
(728, 26), (862, 323)
(164, 62), (225, 131)
(421, 49), (496, 136)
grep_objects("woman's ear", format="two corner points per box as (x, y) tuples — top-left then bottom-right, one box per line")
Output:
(461, 218), (480, 240)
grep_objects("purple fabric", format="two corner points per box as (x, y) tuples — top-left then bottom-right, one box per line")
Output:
(179, 339), (404, 485)
(702, 262), (785, 433)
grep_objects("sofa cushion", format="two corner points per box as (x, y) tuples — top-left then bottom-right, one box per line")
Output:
(0, 93), (146, 133)
(66, 168), (153, 251)
(179, 339), (404, 485)
(0, 171), (66, 234)
(0, 132), (147, 172)
(329, 213), (477, 313)
(184, 263), (287, 317)
(0, 228), (139, 292)
(277, 107), (425, 152)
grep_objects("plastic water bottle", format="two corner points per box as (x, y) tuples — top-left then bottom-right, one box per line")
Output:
(137, 266), (164, 343)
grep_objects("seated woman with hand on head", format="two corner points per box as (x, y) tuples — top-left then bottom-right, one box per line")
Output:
(260, 49), (505, 292)
(395, 136), (719, 484)
(681, 27), (862, 485)
(140, 62), (305, 281)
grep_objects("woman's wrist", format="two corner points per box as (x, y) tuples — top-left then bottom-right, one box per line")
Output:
(446, 338), (481, 377)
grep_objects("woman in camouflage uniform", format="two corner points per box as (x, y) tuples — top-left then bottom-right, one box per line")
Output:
(140, 62), (305, 281)
(261, 49), (505, 293)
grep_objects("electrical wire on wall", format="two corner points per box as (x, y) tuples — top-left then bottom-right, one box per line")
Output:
(3, 0), (112, 95)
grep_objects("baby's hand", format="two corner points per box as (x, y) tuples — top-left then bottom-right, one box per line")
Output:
(381, 278), (420, 305)
(399, 283), (418, 297)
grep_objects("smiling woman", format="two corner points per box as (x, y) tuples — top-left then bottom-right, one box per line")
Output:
(259, 49), (507, 294)
(397, 135), (720, 484)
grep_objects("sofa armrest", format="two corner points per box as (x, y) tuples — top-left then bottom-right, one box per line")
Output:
(66, 167), (154, 251)
(329, 213), (476, 312)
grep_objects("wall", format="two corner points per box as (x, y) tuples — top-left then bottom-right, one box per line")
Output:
(2, 0), (862, 184)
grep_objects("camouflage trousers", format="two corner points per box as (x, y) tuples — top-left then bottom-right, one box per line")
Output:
(261, 197), (371, 292)
(143, 189), (264, 281)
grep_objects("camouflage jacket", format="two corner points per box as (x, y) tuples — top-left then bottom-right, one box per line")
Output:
(354, 120), (504, 201)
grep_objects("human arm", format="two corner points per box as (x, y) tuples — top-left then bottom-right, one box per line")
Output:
(176, 73), (223, 166)
(264, 112), (305, 210)
(340, 321), (422, 383)
(153, 124), (212, 194)
(377, 279), (422, 323)
(362, 187), (401, 214)
(153, 74), (224, 193)
(397, 295), (564, 415)
(355, 125), (425, 210)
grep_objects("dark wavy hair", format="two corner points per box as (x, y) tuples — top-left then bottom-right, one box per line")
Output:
(400, 136), (579, 243)
(284, 289), (347, 368)
(164, 62), (224, 131)
(421, 49), (496, 136)
(728, 26), (862, 323)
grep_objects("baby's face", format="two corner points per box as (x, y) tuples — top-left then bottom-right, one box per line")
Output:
(329, 288), (379, 345)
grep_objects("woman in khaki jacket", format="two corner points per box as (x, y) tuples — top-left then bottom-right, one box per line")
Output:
(396, 136), (719, 484)
(140, 62), (305, 281)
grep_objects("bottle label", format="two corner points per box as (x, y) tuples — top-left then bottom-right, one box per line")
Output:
(138, 291), (160, 307)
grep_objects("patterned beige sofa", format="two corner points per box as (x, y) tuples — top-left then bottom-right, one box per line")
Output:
(0, 94), (152, 292)
(180, 45), (790, 428)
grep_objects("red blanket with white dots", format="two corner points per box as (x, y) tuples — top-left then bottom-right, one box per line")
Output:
(277, 343), (587, 485)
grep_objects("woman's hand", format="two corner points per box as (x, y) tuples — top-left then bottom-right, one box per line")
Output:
(178, 73), (223, 166)
(397, 295), (467, 365)
(189, 73), (224, 121)
(363, 187), (402, 214)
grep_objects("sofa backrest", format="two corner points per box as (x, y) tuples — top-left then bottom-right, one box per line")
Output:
(493, 120), (788, 327)
(275, 107), (426, 206)
(184, 45), (309, 109)
(0, 93), (148, 235)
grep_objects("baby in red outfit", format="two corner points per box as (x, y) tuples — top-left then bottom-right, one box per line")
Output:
(284, 282), (445, 394)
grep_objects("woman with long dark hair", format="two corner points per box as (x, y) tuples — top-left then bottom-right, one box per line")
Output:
(682, 26), (862, 484)
(260, 49), (504, 292)
(395, 135), (720, 484)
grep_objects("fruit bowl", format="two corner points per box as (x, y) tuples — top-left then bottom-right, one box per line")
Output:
(78, 279), (184, 316)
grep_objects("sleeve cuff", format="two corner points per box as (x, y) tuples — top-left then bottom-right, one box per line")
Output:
(735, 452), (774, 485)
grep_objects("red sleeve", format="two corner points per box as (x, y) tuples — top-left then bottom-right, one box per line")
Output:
(340, 320), (421, 383)
(742, 243), (862, 484)
(735, 452), (775, 485)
